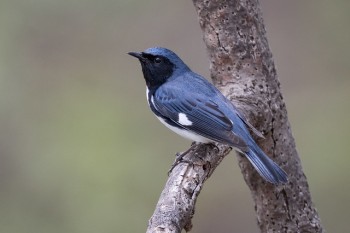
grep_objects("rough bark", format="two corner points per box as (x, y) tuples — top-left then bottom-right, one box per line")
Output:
(146, 0), (324, 232)
(146, 143), (232, 233)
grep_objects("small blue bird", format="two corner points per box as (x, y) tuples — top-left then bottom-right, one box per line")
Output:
(128, 47), (287, 184)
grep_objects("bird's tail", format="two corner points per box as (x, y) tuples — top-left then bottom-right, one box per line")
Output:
(244, 144), (288, 184)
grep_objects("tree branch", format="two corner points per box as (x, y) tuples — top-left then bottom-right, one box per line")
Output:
(146, 0), (324, 232)
(146, 143), (231, 233)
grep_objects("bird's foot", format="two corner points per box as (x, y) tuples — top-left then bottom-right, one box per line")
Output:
(168, 143), (197, 175)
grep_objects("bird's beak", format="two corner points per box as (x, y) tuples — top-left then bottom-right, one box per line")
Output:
(128, 52), (145, 61)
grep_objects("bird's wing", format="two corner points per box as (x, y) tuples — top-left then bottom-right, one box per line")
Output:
(220, 96), (265, 139)
(237, 113), (265, 139)
(153, 86), (248, 150)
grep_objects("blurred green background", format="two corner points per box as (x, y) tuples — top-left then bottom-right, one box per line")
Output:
(1, 0), (349, 232)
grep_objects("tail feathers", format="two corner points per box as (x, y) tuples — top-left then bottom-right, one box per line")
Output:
(244, 147), (288, 184)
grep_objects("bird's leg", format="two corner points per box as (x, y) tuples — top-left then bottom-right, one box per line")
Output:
(210, 143), (220, 153)
(168, 142), (198, 175)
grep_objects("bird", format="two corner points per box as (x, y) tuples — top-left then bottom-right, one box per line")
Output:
(128, 47), (288, 184)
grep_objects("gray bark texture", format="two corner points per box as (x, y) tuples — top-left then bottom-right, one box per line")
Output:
(146, 0), (324, 232)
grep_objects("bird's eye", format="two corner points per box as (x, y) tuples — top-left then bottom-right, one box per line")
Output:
(154, 57), (162, 64)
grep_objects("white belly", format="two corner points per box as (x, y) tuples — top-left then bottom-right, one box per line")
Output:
(156, 116), (212, 143)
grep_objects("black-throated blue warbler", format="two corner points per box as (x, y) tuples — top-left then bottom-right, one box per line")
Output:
(128, 47), (287, 184)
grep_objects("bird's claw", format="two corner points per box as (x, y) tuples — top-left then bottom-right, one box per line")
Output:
(167, 144), (196, 175)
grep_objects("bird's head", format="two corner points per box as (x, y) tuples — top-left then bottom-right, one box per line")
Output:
(128, 47), (190, 90)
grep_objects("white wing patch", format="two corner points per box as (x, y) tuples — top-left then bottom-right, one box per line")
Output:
(178, 113), (192, 126)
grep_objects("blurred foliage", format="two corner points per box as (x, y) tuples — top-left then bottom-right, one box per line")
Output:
(0, 0), (349, 232)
